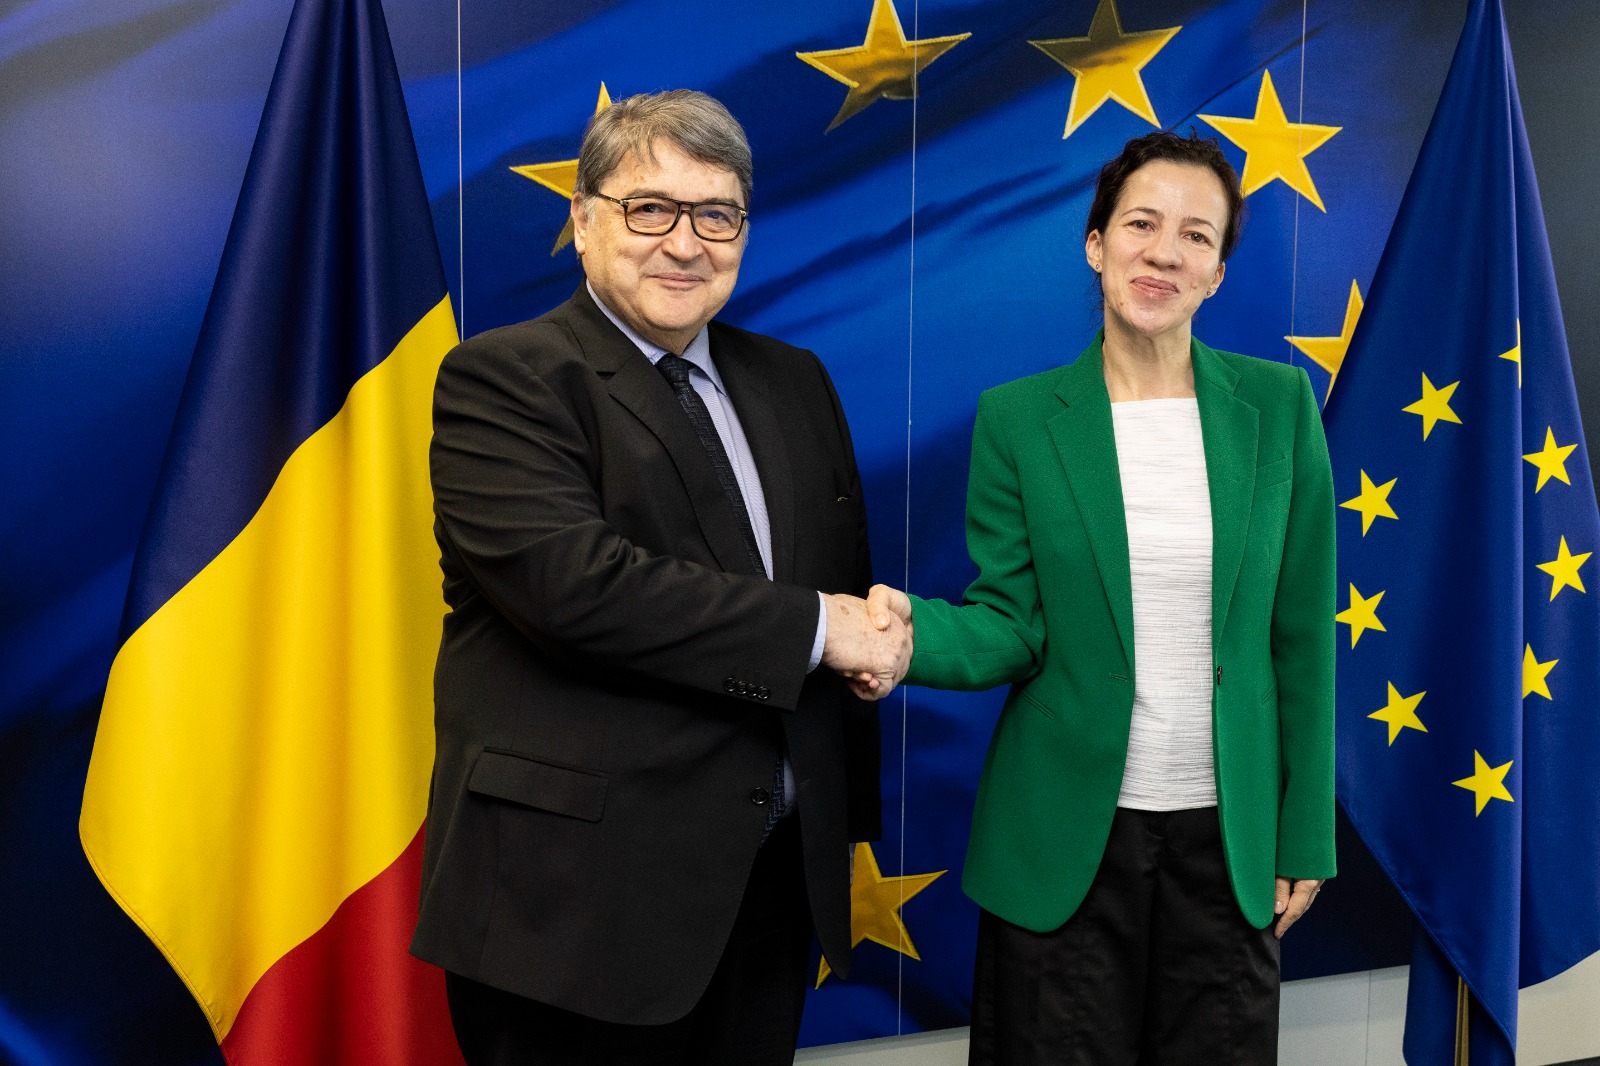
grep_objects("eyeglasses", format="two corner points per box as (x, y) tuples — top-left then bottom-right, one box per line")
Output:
(593, 194), (748, 242)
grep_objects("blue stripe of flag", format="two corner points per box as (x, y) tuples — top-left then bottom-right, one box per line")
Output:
(122, 0), (447, 637)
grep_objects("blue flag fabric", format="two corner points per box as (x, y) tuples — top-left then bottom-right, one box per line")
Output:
(1322, 0), (1600, 1061)
(120, 0), (449, 640)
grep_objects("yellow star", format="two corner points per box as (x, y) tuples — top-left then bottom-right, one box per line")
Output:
(797, 0), (970, 132)
(1199, 70), (1341, 211)
(816, 841), (946, 985)
(1537, 536), (1591, 601)
(1452, 751), (1514, 816)
(1499, 320), (1522, 387)
(1286, 280), (1363, 397)
(1523, 427), (1578, 492)
(1028, 0), (1181, 138)
(1401, 374), (1463, 440)
(510, 83), (613, 254)
(1340, 470), (1399, 535)
(1368, 682), (1427, 745)
(1335, 583), (1386, 648)
(1523, 644), (1558, 700)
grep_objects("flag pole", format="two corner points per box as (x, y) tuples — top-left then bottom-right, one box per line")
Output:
(1454, 977), (1470, 1066)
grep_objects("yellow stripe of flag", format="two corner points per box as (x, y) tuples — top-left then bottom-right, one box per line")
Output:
(81, 296), (456, 1040)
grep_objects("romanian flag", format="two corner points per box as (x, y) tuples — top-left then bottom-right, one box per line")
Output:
(78, 0), (463, 1061)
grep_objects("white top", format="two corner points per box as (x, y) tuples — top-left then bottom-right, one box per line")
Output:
(1109, 398), (1217, 810)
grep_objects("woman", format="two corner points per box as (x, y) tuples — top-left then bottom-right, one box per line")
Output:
(859, 131), (1336, 1063)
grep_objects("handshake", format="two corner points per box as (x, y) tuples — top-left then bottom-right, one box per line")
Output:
(820, 585), (914, 701)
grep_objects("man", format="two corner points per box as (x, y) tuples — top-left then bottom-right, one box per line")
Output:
(411, 90), (909, 1066)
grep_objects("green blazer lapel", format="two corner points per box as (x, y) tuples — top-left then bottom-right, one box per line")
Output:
(1192, 338), (1260, 642)
(1046, 338), (1135, 670)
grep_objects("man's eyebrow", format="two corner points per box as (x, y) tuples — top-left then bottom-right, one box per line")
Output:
(619, 188), (744, 207)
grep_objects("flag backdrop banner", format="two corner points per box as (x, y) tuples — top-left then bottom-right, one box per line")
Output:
(76, 0), (464, 1061)
(423, 0), (1452, 1043)
(1323, 0), (1600, 1061)
(4, 0), (1600, 1061)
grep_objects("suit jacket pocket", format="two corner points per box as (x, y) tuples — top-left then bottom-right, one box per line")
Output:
(1018, 689), (1058, 720)
(468, 749), (609, 822)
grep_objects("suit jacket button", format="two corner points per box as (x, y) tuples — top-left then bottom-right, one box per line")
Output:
(724, 677), (737, 693)
(750, 787), (770, 805)
(757, 686), (770, 699)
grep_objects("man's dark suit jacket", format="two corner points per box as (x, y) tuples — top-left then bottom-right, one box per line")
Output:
(411, 285), (881, 1026)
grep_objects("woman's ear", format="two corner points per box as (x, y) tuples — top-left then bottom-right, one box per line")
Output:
(1207, 260), (1226, 297)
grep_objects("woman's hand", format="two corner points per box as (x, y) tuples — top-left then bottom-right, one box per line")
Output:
(1274, 876), (1323, 938)
(866, 584), (914, 632)
(842, 585), (915, 700)
(824, 594), (912, 700)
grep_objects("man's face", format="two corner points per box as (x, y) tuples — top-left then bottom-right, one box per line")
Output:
(572, 140), (746, 354)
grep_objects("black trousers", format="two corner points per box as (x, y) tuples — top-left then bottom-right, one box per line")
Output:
(970, 806), (1280, 1066)
(445, 816), (813, 1066)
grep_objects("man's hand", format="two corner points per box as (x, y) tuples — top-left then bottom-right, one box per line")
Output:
(821, 594), (911, 700)
(1274, 876), (1323, 938)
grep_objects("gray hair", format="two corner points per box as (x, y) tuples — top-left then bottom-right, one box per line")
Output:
(574, 90), (753, 209)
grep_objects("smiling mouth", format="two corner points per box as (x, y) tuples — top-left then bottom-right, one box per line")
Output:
(651, 273), (706, 288)
(1132, 276), (1179, 297)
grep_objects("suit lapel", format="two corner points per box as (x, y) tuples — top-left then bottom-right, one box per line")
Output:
(1191, 338), (1259, 644)
(565, 287), (763, 577)
(711, 326), (796, 583)
(1047, 339), (1136, 670)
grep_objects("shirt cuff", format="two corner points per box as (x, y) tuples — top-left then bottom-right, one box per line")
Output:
(807, 592), (828, 672)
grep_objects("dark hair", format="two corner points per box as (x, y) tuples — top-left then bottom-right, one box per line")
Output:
(1084, 129), (1245, 260)
(575, 90), (753, 210)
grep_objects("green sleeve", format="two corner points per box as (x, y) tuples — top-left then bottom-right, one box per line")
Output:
(905, 390), (1045, 691)
(1272, 368), (1338, 879)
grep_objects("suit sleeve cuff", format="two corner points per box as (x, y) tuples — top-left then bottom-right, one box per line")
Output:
(807, 592), (828, 672)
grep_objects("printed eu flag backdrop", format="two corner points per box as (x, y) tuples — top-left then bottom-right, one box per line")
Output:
(426, 0), (1450, 1042)
(3, 0), (1598, 1061)
(1323, 0), (1600, 1062)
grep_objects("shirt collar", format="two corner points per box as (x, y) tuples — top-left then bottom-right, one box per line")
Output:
(588, 282), (723, 394)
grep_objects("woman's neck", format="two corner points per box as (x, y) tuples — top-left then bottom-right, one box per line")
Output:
(1101, 320), (1194, 402)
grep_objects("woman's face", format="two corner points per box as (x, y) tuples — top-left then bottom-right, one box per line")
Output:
(1085, 160), (1229, 345)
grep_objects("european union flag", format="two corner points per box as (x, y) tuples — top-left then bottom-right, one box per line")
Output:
(1322, 0), (1600, 1061)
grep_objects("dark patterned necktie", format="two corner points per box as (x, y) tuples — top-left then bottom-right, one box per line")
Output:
(656, 353), (788, 832)
(655, 353), (766, 577)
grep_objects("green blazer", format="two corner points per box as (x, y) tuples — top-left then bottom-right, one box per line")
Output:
(907, 334), (1336, 931)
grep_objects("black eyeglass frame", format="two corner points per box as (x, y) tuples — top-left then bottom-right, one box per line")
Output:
(592, 193), (749, 242)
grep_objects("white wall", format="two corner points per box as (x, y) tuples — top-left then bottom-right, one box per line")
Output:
(796, 951), (1600, 1066)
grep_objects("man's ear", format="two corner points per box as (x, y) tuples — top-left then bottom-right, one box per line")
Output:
(571, 195), (588, 256)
